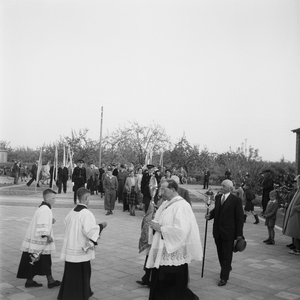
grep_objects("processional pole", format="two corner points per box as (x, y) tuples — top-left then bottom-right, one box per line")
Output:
(201, 190), (213, 278)
(99, 106), (103, 167)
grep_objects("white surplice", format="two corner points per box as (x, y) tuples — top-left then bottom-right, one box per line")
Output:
(146, 196), (202, 269)
(60, 206), (100, 263)
(20, 204), (55, 254)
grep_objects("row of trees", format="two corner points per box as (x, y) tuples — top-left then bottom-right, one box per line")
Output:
(1, 122), (296, 190)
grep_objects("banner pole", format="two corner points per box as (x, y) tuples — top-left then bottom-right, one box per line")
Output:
(99, 106), (103, 167)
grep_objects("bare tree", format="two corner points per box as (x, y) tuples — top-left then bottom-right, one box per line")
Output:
(102, 122), (171, 165)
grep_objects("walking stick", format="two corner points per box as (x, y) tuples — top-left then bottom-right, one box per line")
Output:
(201, 190), (213, 278)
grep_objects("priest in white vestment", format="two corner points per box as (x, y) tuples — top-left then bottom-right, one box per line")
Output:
(147, 179), (202, 300)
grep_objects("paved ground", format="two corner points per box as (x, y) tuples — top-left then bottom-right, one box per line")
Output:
(0, 181), (300, 300)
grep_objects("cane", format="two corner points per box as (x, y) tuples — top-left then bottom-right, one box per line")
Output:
(201, 190), (213, 278)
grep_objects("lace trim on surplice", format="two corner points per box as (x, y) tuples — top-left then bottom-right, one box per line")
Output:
(151, 244), (189, 266)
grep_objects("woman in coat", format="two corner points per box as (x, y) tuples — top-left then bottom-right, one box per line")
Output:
(124, 169), (138, 216)
(282, 175), (300, 254)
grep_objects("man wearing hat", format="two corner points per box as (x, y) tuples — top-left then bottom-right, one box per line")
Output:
(205, 179), (244, 287)
(141, 164), (160, 213)
(72, 159), (87, 204)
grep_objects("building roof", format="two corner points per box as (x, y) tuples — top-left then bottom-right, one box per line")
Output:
(292, 128), (300, 133)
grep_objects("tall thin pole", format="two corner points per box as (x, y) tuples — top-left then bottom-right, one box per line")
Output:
(201, 192), (212, 278)
(99, 106), (103, 167)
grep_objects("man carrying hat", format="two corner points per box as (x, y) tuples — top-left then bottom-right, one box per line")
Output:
(72, 159), (87, 205)
(205, 179), (244, 286)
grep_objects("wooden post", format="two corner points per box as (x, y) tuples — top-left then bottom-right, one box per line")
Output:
(292, 128), (300, 175)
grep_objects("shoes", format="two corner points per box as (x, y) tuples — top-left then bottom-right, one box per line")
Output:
(48, 280), (61, 289)
(106, 211), (111, 216)
(266, 240), (275, 245)
(263, 238), (271, 243)
(136, 280), (150, 287)
(218, 279), (227, 286)
(286, 243), (295, 248)
(110, 210), (113, 215)
(25, 281), (43, 288)
(289, 249), (300, 255)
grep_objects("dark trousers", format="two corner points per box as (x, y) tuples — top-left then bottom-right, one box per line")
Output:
(73, 184), (84, 203)
(143, 195), (151, 213)
(58, 180), (67, 193)
(87, 177), (95, 194)
(214, 237), (234, 281)
(27, 175), (37, 186)
(203, 178), (209, 189)
(262, 198), (270, 213)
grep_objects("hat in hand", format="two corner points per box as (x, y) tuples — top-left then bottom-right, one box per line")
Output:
(233, 237), (247, 252)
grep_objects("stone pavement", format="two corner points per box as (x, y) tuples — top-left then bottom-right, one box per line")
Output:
(1, 184), (300, 300)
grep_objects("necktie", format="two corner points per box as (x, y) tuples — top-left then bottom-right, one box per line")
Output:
(221, 194), (226, 205)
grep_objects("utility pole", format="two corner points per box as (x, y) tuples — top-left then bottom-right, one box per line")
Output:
(99, 106), (103, 167)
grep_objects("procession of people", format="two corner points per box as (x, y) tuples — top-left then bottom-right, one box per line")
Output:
(1, 154), (298, 300)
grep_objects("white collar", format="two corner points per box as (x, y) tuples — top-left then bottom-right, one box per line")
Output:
(223, 192), (230, 200)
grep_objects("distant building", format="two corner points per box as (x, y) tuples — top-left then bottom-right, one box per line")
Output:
(292, 128), (300, 175)
(0, 144), (8, 163)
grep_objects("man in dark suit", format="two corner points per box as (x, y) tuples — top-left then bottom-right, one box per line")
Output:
(72, 159), (87, 204)
(141, 164), (160, 212)
(57, 162), (69, 194)
(26, 161), (39, 187)
(205, 179), (244, 287)
(261, 169), (274, 214)
(203, 169), (210, 189)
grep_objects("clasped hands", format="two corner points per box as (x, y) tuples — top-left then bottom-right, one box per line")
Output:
(149, 220), (162, 233)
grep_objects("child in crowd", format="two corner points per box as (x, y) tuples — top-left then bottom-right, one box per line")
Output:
(243, 184), (259, 224)
(263, 190), (279, 245)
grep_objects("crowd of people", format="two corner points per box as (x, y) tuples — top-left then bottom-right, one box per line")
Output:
(15, 160), (205, 300)
(6, 156), (300, 299)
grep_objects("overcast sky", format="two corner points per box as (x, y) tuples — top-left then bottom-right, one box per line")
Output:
(1, 0), (299, 162)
